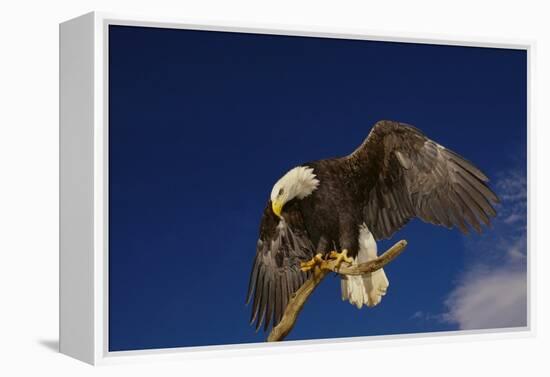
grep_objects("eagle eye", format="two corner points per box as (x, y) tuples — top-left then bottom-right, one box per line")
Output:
(278, 188), (284, 196)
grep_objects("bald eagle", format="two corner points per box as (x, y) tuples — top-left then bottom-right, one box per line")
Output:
(246, 120), (499, 332)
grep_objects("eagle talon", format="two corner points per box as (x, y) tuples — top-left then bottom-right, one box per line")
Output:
(328, 249), (353, 266)
(300, 253), (324, 272)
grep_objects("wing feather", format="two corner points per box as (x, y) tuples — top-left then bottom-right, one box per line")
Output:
(249, 264), (264, 324)
(351, 120), (499, 240)
(263, 279), (273, 332)
(246, 202), (314, 332)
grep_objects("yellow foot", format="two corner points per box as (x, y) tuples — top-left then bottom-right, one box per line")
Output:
(300, 253), (324, 272)
(328, 249), (353, 267)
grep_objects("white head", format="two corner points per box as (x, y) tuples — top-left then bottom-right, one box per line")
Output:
(270, 166), (320, 217)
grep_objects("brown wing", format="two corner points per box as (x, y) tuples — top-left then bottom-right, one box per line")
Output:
(246, 201), (314, 331)
(350, 120), (500, 240)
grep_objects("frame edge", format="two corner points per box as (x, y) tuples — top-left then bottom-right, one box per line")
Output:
(59, 11), (96, 365)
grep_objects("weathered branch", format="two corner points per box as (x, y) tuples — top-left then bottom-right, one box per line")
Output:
(267, 240), (408, 342)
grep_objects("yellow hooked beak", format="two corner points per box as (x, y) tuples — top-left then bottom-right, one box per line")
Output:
(272, 199), (284, 218)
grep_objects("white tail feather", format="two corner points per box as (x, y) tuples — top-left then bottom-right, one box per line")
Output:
(341, 224), (389, 309)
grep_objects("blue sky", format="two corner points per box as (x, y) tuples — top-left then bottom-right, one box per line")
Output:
(108, 25), (527, 351)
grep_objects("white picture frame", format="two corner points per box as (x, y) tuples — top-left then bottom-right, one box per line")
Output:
(59, 11), (533, 365)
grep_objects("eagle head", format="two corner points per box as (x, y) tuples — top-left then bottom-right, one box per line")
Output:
(270, 166), (320, 218)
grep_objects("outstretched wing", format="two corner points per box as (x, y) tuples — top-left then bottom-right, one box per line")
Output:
(246, 201), (314, 331)
(350, 120), (500, 240)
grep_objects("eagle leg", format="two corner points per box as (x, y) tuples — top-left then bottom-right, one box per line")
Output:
(328, 249), (353, 267)
(300, 253), (324, 272)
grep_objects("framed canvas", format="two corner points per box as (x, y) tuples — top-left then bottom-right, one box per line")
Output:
(59, 11), (532, 365)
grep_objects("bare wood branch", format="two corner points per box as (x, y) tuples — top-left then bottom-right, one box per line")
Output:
(267, 240), (408, 342)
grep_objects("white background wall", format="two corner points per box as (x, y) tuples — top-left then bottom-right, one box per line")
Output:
(0, 0), (547, 375)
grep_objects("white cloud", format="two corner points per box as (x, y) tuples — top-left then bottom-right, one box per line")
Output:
(410, 310), (442, 322)
(442, 266), (527, 329)
(440, 170), (528, 330)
